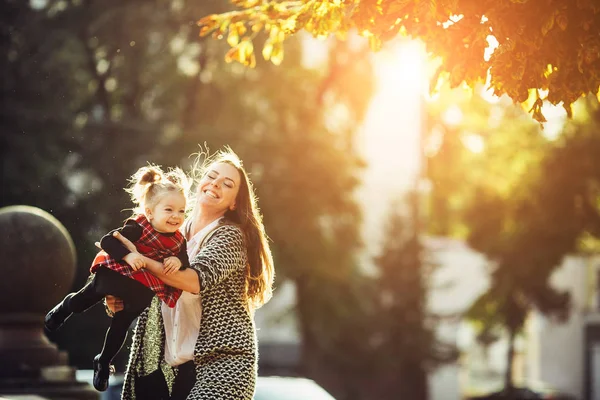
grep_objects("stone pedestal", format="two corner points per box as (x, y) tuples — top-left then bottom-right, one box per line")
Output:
(0, 206), (98, 400)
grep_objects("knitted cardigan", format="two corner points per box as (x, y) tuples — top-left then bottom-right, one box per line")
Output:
(121, 223), (257, 399)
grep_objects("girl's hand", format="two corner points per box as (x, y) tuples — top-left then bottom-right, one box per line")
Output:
(104, 295), (124, 316)
(123, 252), (145, 271)
(112, 231), (137, 252)
(163, 256), (181, 275)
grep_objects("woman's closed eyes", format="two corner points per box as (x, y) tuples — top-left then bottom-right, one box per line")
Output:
(207, 172), (235, 188)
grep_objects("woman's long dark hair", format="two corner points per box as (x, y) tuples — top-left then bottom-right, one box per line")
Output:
(191, 147), (274, 309)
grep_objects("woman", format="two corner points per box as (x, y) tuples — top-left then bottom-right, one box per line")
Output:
(105, 148), (274, 400)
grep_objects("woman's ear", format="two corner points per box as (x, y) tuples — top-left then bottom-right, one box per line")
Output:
(230, 203), (236, 211)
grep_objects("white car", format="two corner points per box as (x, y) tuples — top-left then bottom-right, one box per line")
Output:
(254, 376), (336, 400)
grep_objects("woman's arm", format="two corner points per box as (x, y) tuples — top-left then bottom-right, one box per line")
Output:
(191, 225), (246, 293)
(110, 231), (200, 294)
(143, 256), (200, 294)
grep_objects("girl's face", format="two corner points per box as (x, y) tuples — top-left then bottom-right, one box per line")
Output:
(197, 162), (241, 215)
(146, 192), (187, 233)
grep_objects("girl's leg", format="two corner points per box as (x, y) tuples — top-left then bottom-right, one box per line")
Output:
(66, 276), (105, 313)
(98, 309), (138, 365)
(45, 275), (103, 331)
(95, 269), (155, 366)
(170, 361), (196, 400)
(70, 267), (152, 314)
(93, 309), (139, 392)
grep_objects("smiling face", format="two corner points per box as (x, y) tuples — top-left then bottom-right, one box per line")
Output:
(197, 162), (241, 216)
(146, 191), (187, 233)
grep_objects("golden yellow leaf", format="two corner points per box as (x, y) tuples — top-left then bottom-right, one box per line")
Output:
(238, 38), (257, 67)
(231, 0), (260, 7)
(271, 42), (284, 65)
(212, 19), (230, 40)
(236, 22), (248, 36)
(198, 15), (219, 37)
(368, 35), (381, 51)
(281, 17), (297, 34)
(239, 39), (251, 60)
(251, 21), (265, 33)
(225, 46), (241, 64)
(262, 40), (274, 60)
(197, 15), (217, 27)
(269, 25), (281, 40)
(199, 25), (214, 37)
(227, 28), (240, 47)
(248, 52), (257, 68)
(563, 102), (572, 118)
(522, 88), (538, 112)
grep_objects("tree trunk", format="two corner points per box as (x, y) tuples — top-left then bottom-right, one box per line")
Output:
(504, 327), (516, 390)
(294, 275), (319, 376)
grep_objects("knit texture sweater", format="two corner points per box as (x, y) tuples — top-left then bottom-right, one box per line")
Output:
(121, 223), (258, 400)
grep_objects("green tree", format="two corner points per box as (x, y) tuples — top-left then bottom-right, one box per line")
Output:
(370, 193), (456, 400)
(199, 0), (600, 123)
(425, 85), (573, 390)
(2, 1), (377, 393)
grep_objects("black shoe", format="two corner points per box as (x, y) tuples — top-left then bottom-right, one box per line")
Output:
(44, 294), (74, 331)
(93, 355), (111, 392)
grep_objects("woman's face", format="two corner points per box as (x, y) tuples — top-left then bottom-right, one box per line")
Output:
(197, 162), (241, 215)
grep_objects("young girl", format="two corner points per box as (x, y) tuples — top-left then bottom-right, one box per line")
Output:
(44, 165), (191, 392)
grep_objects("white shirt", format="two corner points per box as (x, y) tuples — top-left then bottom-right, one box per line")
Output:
(162, 217), (223, 366)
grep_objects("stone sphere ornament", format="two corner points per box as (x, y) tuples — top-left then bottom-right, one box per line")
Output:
(0, 205), (76, 315)
(0, 205), (97, 399)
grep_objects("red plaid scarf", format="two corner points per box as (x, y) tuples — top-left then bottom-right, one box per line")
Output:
(90, 214), (183, 307)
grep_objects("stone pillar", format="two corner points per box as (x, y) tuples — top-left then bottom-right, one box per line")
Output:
(0, 205), (98, 399)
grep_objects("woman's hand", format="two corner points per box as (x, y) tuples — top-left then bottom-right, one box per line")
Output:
(104, 295), (124, 316)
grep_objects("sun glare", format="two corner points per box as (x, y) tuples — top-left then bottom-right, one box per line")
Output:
(443, 105), (464, 126)
(462, 133), (485, 154)
(357, 39), (433, 274)
(376, 40), (428, 95)
(360, 39), (431, 196)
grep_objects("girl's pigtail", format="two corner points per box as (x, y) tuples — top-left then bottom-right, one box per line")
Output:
(125, 165), (164, 215)
(165, 167), (192, 214)
(165, 168), (191, 194)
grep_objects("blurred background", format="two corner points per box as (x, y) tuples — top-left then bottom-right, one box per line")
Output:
(3, 0), (600, 400)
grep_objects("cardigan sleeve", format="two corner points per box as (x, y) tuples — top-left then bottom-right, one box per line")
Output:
(189, 225), (246, 293)
(176, 240), (190, 270)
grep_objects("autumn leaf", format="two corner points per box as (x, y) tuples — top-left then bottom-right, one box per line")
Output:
(197, 0), (600, 122)
(262, 38), (274, 60)
(270, 41), (284, 65)
(227, 27), (240, 47)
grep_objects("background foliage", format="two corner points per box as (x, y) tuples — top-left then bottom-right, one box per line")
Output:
(425, 84), (600, 389)
(2, 1), (376, 394)
(200, 0), (600, 123)
(8, 0), (600, 398)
